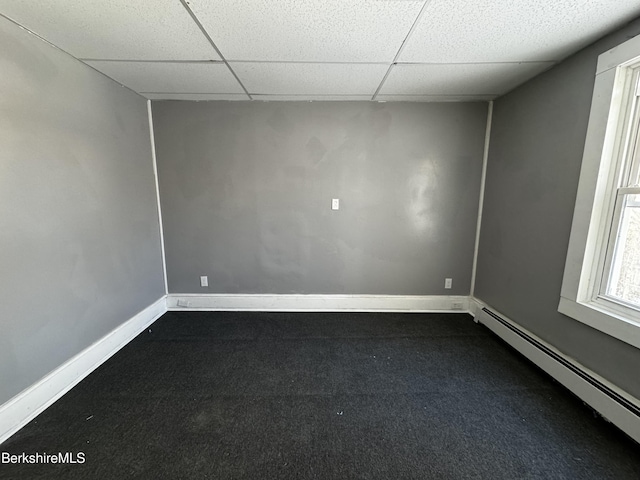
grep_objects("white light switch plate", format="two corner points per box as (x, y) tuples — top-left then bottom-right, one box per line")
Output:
(332, 198), (340, 210)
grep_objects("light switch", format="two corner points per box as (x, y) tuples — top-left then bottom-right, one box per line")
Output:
(332, 198), (340, 210)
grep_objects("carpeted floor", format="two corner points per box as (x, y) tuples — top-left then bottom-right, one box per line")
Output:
(1, 312), (639, 479)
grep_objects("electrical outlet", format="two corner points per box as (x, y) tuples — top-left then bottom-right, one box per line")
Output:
(200, 275), (208, 287)
(452, 302), (464, 310)
(177, 299), (191, 308)
(445, 278), (452, 289)
(332, 198), (340, 210)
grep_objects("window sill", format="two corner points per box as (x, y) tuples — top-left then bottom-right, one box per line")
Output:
(558, 296), (640, 349)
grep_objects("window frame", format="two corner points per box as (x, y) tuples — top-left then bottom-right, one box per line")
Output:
(559, 34), (640, 349)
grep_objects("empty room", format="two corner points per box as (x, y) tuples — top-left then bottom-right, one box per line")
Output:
(1, 0), (640, 478)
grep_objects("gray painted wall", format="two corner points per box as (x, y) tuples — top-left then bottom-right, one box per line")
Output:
(475, 19), (640, 398)
(153, 101), (487, 295)
(0, 17), (165, 404)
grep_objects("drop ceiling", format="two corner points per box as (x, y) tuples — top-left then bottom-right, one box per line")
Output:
(1, 0), (640, 102)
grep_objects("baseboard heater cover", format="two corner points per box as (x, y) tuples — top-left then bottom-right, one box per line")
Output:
(474, 303), (640, 444)
(482, 307), (640, 419)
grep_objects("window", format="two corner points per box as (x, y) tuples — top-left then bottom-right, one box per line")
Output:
(593, 64), (640, 311)
(559, 35), (640, 349)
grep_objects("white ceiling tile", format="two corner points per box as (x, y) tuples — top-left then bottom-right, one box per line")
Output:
(232, 63), (388, 96)
(400, 0), (640, 63)
(376, 95), (496, 102)
(252, 95), (373, 102)
(143, 93), (250, 101)
(380, 63), (554, 96)
(188, 0), (423, 62)
(0, 0), (220, 60)
(84, 62), (245, 94)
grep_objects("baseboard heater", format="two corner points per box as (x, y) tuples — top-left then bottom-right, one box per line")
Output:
(481, 308), (640, 419)
(474, 304), (640, 444)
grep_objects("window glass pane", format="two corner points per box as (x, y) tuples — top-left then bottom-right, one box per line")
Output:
(607, 194), (640, 307)
(630, 122), (640, 187)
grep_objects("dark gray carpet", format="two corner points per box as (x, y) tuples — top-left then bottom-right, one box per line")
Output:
(1, 312), (638, 479)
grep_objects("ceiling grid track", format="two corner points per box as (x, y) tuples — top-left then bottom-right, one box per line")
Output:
(372, 0), (434, 101)
(178, 0), (253, 100)
(397, 60), (558, 66)
(78, 59), (227, 64)
(227, 60), (390, 65)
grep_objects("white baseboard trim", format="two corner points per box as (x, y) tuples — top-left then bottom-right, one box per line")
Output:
(0, 296), (168, 445)
(167, 294), (470, 313)
(470, 297), (640, 444)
